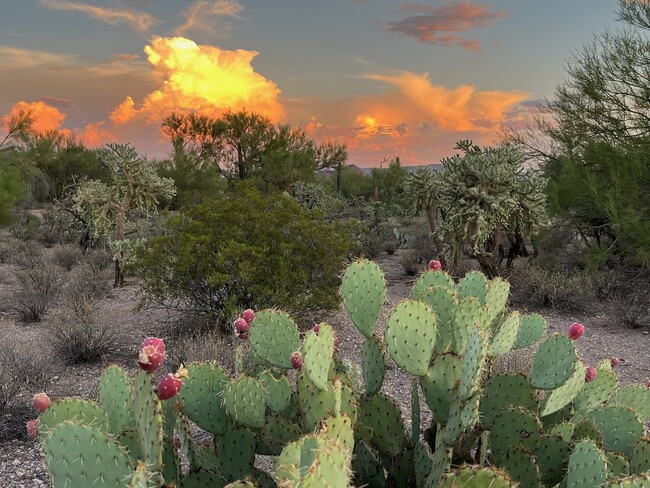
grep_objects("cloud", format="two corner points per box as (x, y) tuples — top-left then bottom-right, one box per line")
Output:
(0, 45), (72, 69)
(39, 0), (158, 32)
(175, 0), (244, 37)
(384, 2), (505, 51)
(110, 53), (140, 61)
(2, 100), (70, 136)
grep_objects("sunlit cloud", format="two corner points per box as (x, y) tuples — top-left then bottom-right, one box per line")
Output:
(110, 53), (141, 61)
(0, 45), (72, 69)
(384, 2), (505, 51)
(39, 0), (158, 32)
(2, 100), (70, 137)
(175, 0), (244, 37)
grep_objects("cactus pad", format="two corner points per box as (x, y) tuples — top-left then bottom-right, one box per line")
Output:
(215, 427), (256, 482)
(457, 270), (488, 306)
(573, 364), (618, 415)
(415, 285), (457, 354)
(248, 310), (299, 369)
(484, 277), (510, 323)
(607, 451), (630, 478)
(38, 398), (109, 441)
(584, 406), (645, 457)
(132, 369), (164, 474)
(513, 313), (546, 349)
(612, 385), (650, 422)
(501, 446), (541, 488)
(607, 475), (650, 487)
(44, 421), (133, 488)
(341, 259), (386, 337)
(412, 269), (455, 299)
(223, 376), (266, 429)
(567, 440), (608, 488)
(420, 353), (462, 424)
(179, 362), (230, 435)
(630, 437), (650, 475)
(384, 299), (437, 376)
(361, 335), (386, 395)
(257, 369), (292, 413)
(488, 311), (521, 357)
(531, 334), (578, 390)
(99, 365), (134, 436)
(490, 406), (542, 465)
(303, 324), (335, 390)
(540, 362), (586, 416)
(258, 414), (302, 456)
(358, 393), (407, 457)
(480, 373), (538, 428)
(321, 413), (355, 454)
(534, 434), (570, 486)
(438, 466), (516, 488)
(352, 441), (385, 487)
(459, 327), (486, 400)
(452, 297), (485, 354)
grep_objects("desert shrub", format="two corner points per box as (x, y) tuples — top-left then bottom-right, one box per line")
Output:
(13, 261), (59, 322)
(10, 214), (41, 242)
(0, 338), (59, 415)
(407, 220), (437, 264)
(83, 248), (115, 271)
(133, 184), (360, 331)
(400, 250), (420, 276)
(168, 330), (235, 372)
(63, 263), (111, 311)
(52, 244), (83, 271)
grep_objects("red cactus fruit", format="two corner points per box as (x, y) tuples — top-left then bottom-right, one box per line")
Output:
(610, 357), (619, 367)
(26, 419), (39, 439)
(138, 344), (166, 372)
(142, 337), (165, 354)
(32, 392), (50, 413)
(568, 322), (585, 340)
(234, 317), (249, 333)
(290, 351), (303, 370)
(585, 367), (597, 382)
(428, 260), (441, 271)
(242, 309), (255, 323)
(237, 331), (248, 340)
(157, 373), (183, 400)
(173, 435), (181, 448)
(312, 324), (320, 335)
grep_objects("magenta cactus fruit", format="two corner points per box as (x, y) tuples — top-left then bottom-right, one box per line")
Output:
(138, 344), (166, 372)
(610, 357), (619, 367)
(142, 337), (165, 354)
(428, 260), (441, 271)
(241, 309), (255, 323)
(157, 373), (183, 400)
(312, 324), (320, 335)
(26, 419), (39, 439)
(585, 366), (597, 382)
(237, 331), (248, 340)
(568, 322), (585, 340)
(234, 317), (249, 333)
(290, 351), (303, 370)
(32, 392), (50, 413)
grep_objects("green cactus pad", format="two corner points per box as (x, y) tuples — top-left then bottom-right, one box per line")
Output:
(488, 311), (521, 357)
(630, 438), (650, 475)
(222, 376), (266, 429)
(459, 327), (487, 401)
(338, 381), (358, 426)
(303, 323), (335, 390)
(99, 365), (134, 436)
(162, 439), (180, 485)
(484, 277), (510, 323)
(361, 335), (386, 395)
(128, 462), (150, 488)
(530, 334), (578, 390)
(607, 451), (630, 478)
(574, 418), (605, 446)
(567, 440), (608, 488)
(542, 403), (574, 429)
(411, 379), (421, 445)
(501, 446), (541, 488)
(540, 362), (586, 416)
(223, 481), (255, 488)
(118, 430), (143, 460)
(438, 466), (517, 488)
(612, 385), (650, 422)
(214, 427), (256, 482)
(132, 369), (164, 474)
(606, 475), (650, 487)
(341, 259), (386, 338)
(584, 406), (645, 457)
(384, 299), (437, 376)
(513, 313), (546, 349)
(412, 269), (455, 299)
(414, 440), (433, 488)
(257, 369), (292, 413)
(177, 470), (227, 488)
(258, 414), (302, 456)
(38, 398), (109, 441)
(296, 371), (335, 431)
(358, 393), (407, 458)
(480, 373), (538, 428)
(321, 414), (355, 454)
(44, 421), (133, 488)
(490, 406), (542, 465)
(574, 364), (618, 415)
(420, 353), (462, 424)
(352, 441), (385, 488)
(452, 296), (485, 354)
(415, 285), (457, 354)
(248, 310), (299, 369)
(461, 393), (481, 429)
(550, 422), (576, 441)
(458, 270), (488, 306)
(534, 434), (571, 486)
(178, 362), (230, 435)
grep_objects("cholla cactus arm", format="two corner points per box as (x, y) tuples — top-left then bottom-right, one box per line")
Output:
(72, 179), (117, 238)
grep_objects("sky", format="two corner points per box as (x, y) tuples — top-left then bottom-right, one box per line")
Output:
(0, 0), (621, 166)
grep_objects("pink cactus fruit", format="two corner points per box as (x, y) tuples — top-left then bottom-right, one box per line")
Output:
(157, 374), (183, 400)
(568, 322), (585, 340)
(173, 435), (181, 448)
(312, 324), (320, 335)
(142, 337), (165, 354)
(32, 392), (50, 413)
(237, 331), (248, 340)
(138, 345), (166, 372)
(428, 260), (441, 271)
(290, 351), (303, 370)
(26, 419), (39, 439)
(241, 309), (255, 323)
(610, 357), (619, 367)
(585, 367), (597, 382)
(234, 317), (249, 333)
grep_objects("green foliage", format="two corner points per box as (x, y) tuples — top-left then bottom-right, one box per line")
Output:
(133, 184), (359, 329)
(157, 152), (224, 209)
(0, 163), (27, 225)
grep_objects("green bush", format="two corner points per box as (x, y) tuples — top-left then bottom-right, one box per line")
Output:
(133, 184), (360, 330)
(0, 164), (27, 225)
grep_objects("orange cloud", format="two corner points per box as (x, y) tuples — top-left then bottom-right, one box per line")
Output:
(108, 36), (282, 125)
(384, 2), (505, 51)
(3, 100), (70, 135)
(175, 0), (244, 37)
(39, 0), (158, 32)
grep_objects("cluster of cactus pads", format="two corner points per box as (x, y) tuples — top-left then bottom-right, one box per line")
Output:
(33, 259), (650, 487)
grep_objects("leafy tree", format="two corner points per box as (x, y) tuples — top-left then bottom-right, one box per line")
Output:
(0, 164), (27, 225)
(72, 143), (175, 286)
(132, 183), (360, 331)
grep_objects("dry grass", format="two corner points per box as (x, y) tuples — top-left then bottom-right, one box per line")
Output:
(13, 261), (60, 322)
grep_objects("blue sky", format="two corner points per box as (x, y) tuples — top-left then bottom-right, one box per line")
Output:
(0, 0), (621, 165)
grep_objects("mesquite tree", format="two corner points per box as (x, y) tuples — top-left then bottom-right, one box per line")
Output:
(73, 143), (175, 286)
